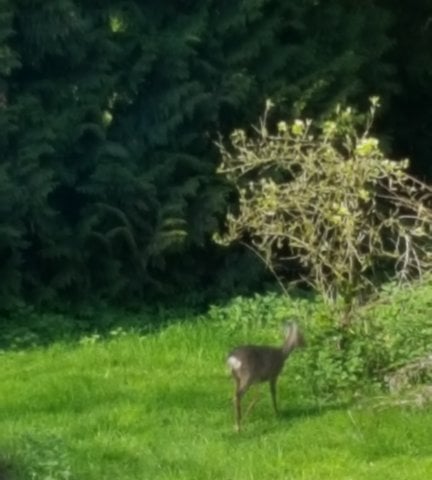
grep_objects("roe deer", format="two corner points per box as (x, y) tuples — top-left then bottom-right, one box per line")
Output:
(227, 322), (304, 432)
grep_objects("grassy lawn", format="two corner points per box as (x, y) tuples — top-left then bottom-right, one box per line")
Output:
(0, 319), (431, 479)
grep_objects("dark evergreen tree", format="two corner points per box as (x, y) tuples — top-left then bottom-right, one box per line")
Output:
(0, 0), (24, 306)
(0, 0), (403, 308)
(375, 0), (432, 177)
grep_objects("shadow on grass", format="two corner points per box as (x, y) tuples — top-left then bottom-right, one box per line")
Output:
(0, 275), (316, 353)
(0, 457), (15, 480)
(279, 401), (349, 421)
(222, 400), (350, 440)
(0, 304), (193, 353)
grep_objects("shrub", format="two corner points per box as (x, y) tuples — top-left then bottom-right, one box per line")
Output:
(215, 98), (432, 323)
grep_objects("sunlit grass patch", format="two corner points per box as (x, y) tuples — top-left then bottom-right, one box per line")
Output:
(0, 318), (431, 479)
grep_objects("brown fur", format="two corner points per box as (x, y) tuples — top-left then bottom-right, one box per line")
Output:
(227, 323), (305, 431)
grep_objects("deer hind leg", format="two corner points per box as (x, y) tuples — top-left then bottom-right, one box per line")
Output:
(233, 374), (250, 432)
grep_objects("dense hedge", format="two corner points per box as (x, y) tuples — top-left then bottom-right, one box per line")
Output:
(0, 0), (430, 307)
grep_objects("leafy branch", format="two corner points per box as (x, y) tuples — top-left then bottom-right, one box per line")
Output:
(215, 98), (432, 322)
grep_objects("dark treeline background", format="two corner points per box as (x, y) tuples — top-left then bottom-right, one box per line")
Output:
(0, 0), (431, 309)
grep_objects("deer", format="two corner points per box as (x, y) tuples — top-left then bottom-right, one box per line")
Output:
(227, 322), (305, 432)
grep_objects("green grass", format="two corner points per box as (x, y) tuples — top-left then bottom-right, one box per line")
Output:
(0, 320), (431, 479)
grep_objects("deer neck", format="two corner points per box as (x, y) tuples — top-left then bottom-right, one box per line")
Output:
(281, 343), (295, 358)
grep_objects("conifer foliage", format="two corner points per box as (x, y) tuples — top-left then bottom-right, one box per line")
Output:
(0, 0), (423, 306)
